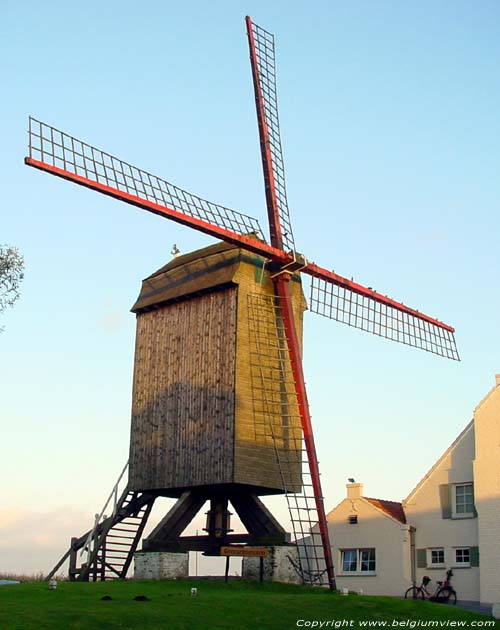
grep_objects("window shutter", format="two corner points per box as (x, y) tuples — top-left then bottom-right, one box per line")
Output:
(439, 484), (452, 519)
(472, 486), (478, 517)
(470, 546), (480, 567)
(416, 549), (427, 568)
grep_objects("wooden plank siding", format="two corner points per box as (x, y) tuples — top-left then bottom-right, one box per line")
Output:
(129, 289), (237, 491)
(128, 241), (306, 496)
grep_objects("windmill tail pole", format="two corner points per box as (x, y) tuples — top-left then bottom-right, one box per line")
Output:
(274, 275), (336, 590)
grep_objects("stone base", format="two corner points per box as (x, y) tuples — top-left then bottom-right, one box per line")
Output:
(242, 546), (301, 585)
(134, 551), (189, 580)
(492, 603), (500, 619)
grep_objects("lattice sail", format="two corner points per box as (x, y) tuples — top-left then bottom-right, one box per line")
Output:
(247, 292), (330, 586)
(27, 117), (265, 240)
(247, 20), (295, 253)
(309, 276), (460, 360)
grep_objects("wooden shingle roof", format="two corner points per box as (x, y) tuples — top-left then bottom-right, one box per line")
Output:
(131, 238), (302, 314)
(131, 241), (246, 313)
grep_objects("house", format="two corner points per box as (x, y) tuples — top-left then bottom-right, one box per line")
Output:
(326, 482), (412, 596)
(327, 374), (500, 604)
(473, 374), (500, 604)
(403, 420), (479, 601)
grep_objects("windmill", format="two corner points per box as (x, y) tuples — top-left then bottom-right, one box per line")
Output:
(26, 17), (459, 589)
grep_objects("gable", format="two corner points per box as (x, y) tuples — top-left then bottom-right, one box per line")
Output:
(327, 496), (406, 526)
(404, 421), (474, 504)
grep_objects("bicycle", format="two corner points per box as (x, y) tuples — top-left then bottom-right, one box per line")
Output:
(405, 569), (457, 604)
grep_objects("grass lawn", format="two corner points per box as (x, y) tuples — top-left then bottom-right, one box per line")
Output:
(0, 579), (495, 629)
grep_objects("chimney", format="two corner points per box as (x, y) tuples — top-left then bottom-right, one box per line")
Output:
(495, 374), (500, 387)
(346, 482), (364, 499)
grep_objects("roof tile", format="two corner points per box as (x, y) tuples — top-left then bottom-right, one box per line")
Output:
(365, 497), (406, 524)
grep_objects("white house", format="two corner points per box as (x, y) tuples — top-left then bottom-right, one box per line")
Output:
(403, 420), (479, 601)
(327, 374), (500, 605)
(327, 482), (412, 596)
(473, 374), (500, 604)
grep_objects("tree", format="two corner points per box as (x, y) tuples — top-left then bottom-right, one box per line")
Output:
(0, 244), (24, 330)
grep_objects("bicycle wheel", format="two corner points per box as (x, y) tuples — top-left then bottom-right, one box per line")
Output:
(405, 586), (424, 600)
(436, 587), (457, 605)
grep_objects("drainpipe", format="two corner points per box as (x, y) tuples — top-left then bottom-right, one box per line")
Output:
(409, 526), (416, 585)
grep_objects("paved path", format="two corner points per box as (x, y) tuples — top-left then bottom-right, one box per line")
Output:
(456, 600), (492, 616)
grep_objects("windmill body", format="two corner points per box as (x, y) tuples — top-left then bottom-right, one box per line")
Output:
(129, 241), (304, 497)
(27, 17), (458, 588)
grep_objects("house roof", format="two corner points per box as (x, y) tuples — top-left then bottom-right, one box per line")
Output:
(364, 498), (406, 524)
(474, 377), (500, 413)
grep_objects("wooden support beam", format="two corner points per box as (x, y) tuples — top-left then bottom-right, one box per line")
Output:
(143, 491), (206, 550)
(144, 533), (253, 554)
(229, 493), (287, 542)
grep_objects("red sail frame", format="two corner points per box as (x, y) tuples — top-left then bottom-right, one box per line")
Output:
(246, 16), (336, 589)
(25, 155), (457, 340)
(246, 16), (288, 251)
(274, 275), (336, 588)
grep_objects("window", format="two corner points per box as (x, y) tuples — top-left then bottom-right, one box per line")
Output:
(454, 484), (474, 517)
(341, 548), (376, 573)
(348, 515), (358, 524)
(455, 547), (470, 567)
(360, 549), (376, 572)
(342, 549), (357, 572)
(439, 483), (476, 519)
(428, 547), (445, 567)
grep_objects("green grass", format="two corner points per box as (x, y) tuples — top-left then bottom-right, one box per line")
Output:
(0, 579), (495, 630)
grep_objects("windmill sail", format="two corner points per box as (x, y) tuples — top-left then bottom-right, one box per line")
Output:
(308, 270), (459, 361)
(26, 117), (264, 241)
(247, 292), (330, 586)
(246, 18), (295, 253)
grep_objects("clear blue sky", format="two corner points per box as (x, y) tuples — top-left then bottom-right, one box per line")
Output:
(1, 0), (499, 573)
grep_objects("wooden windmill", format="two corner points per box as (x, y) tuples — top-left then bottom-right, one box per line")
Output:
(27, 17), (459, 589)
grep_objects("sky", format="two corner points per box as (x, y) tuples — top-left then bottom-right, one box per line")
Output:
(1, 0), (499, 575)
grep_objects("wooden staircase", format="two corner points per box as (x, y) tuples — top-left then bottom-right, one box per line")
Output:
(79, 490), (156, 581)
(46, 464), (157, 582)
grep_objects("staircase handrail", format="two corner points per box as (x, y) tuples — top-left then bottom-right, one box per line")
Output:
(81, 460), (129, 560)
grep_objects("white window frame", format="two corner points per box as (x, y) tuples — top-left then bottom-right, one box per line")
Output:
(341, 549), (358, 573)
(452, 483), (475, 519)
(454, 547), (471, 568)
(427, 547), (445, 568)
(340, 548), (376, 575)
